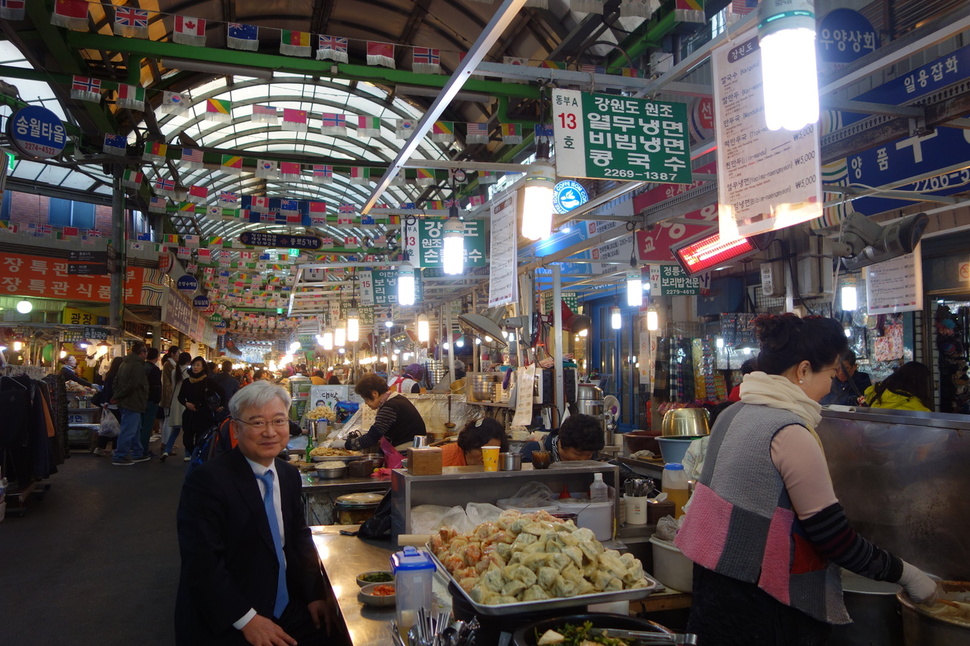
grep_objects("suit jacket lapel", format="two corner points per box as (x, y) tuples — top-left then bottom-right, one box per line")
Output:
(228, 449), (277, 553)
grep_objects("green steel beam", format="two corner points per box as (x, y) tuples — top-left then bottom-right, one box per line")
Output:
(65, 32), (540, 101)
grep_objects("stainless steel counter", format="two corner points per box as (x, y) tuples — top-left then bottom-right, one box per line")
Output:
(302, 475), (391, 525)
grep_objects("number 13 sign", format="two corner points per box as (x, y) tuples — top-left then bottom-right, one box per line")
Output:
(552, 89), (692, 185)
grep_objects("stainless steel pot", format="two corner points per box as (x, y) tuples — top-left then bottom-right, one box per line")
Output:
(898, 581), (970, 646)
(661, 408), (710, 437)
(578, 384), (604, 400)
(471, 374), (494, 401)
(829, 571), (902, 646)
(499, 452), (522, 471)
(576, 400), (605, 417)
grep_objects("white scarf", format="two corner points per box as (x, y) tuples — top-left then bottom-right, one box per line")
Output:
(739, 371), (822, 430)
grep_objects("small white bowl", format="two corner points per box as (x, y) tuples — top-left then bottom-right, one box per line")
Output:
(358, 582), (395, 607)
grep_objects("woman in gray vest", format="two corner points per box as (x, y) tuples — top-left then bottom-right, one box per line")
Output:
(675, 313), (938, 646)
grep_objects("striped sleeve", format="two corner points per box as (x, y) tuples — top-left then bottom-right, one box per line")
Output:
(344, 404), (399, 451)
(800, 502), (903, 582)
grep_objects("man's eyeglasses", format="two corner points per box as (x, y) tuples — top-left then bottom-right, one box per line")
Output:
(233, 418), (289, 431)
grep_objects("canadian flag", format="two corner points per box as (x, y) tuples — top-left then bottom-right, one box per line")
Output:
(173, 15), (206, 46)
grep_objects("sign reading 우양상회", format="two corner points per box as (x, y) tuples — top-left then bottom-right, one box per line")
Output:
(552, 89), (692, 185)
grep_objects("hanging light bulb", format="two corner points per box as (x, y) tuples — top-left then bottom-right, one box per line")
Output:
(610, 306), (622, 330)
(60, 349), (67, 359)
(840, 285), (858, 311)
(417, 313), (430, 343)
(347, 306), (360, 343)
(759, 0), (819, 131)
(626, 269), (643, 307)
(16, 300), (32, 314)
(334, 321), (347, 348)
(398, 262), (416, 306)
(384, 313), (394, 329)
(442, 210), (465, 275)
(646, 308), (659, 332)
(521, 160), (556, 241)
(13, 340), (24, 352)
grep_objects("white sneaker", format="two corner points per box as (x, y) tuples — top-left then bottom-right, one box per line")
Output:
(149, 434), (162, 442)
(183, 456), (191, 462)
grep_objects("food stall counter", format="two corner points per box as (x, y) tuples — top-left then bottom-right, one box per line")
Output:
(302, 474), (390, 525)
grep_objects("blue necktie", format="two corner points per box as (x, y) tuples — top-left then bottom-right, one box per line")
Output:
(257, 470), (289, 618)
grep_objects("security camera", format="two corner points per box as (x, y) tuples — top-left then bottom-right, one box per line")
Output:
(833, 211), (928, 271)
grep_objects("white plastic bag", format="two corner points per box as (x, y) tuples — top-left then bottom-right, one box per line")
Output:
(98, 410), (120, 438)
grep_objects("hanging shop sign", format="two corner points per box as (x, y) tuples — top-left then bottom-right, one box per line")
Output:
(403, 219), (486, 269)
(552, 180), (588, 214)
(193, 294), (210, 308)
(359, 269), (422, 306)
(648, 264), (703, 296)
(712, 30), (822, 239)
(68, 250), (108, 274)
(161, 286), (217, 347)
(488, 193), (518, 308)
(176, 275), (198, 292)
(818, 9), (879, 67)
(552, 89), (692, 185)
(62, 306), (100, 326)
(0, 253), (162, 304)
(158, 251), (174, 274)
(6, 105), (67, 159)
(83, 326), (110, 341)
(865, 243), (924, 315)
(239, 231), (322, 250)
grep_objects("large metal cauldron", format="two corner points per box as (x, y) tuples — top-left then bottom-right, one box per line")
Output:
(898, 581), (970, 646)
(829, 571), (902, 646)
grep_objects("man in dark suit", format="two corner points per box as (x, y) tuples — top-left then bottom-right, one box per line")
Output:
(175, 381), (338, 645)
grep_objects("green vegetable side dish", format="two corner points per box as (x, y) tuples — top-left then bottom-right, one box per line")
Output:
(360, 571), (394, 583)
(534, 621), (630, 646)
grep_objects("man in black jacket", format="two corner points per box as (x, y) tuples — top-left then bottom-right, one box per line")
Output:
(140, 347), (163, 455)
(175, 381), (338, 645)
(211, 359), (240, 411)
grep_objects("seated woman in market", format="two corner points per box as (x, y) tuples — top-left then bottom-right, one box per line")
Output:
(343, 373), (426, 452)
(519, 413), (605, 463)
(441, 418), (508, 467)
(863, 361), (933, 412)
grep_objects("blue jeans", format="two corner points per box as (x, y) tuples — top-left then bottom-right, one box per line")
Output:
(162, 422), (181, 454)
(113, 408), (145, 461)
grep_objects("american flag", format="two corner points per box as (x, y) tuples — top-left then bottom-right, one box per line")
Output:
(731, 0), (758, 15)
(338, 203), (356, 214)
(466, 122), (488, 141)
(181, 148), (204, 164)
(115, 7), (148, 28)
(318, 35), (347, 53)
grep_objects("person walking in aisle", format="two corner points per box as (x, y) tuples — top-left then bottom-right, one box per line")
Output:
(92, 356), (123, 456)
(111, 342), (151, 466)
(178, 356), (225, 462)
(139, 347), (163, 457)
(161, 352), (191, 462)
(211, 359), (240, 411)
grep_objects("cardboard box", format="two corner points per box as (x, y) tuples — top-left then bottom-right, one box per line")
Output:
(407, 447), (442, 475)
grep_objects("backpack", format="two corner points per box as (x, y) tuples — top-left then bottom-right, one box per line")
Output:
(185, 418), (236, 477)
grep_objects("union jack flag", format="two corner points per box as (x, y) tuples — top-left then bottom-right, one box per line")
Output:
(115, 7), (148, 28)
(318, 35), (347, 53)
(218, 191), (238, 206)
(338, 203), (355, 214)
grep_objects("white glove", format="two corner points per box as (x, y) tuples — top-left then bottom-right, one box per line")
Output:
(898, 561), (940, 604)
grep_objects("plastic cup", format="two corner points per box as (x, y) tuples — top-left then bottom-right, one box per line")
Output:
(625, 495), (648, 525)
(482, 446), (500, 472)
(531, 450), (551, 469)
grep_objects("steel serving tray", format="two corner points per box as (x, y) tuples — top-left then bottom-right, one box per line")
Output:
(427, 547), (659, 617)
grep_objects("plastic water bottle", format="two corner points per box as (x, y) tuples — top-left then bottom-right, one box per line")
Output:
(589, 472), (609, 502)
(662, 463), (689, 518)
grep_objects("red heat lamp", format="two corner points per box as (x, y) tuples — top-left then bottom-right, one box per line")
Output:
(672, 229), (771, 276)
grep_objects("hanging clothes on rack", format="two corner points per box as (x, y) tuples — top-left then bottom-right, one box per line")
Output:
(0, 370), (60, 489)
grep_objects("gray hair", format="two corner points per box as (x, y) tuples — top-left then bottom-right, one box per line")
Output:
(229, 380), (291, 419)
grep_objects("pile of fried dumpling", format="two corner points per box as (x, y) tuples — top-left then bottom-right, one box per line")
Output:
(429, 509), (649, 606)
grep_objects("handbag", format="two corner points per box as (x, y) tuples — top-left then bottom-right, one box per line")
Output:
(98, 409), (121, 437)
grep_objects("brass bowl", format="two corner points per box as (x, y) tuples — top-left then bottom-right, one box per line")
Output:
(661, 408), (710, 437)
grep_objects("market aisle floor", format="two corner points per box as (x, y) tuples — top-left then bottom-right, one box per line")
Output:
(1, 444), (187, 646)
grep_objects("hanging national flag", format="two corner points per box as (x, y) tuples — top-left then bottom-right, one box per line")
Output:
(163, 234), (180, 245)
(316, 35), (348, 63)
(103, 134), (127, 156)
(425, 200), (444, 210)
(344, 236), (359, 248)
(86, 228), (103, 238)
(356, 116), (381, 137)
(251, 104), (278, 124)
(52, 0), (88, 31)
(161, 91), (188, 115)
(143, 141), (168, 162)
(730, 0), (758, 16)
(281, 108), (308, 132)
(338, 211), (355, 225)
(313, 165), (333, 184)
(366, 42), (395, 68)
(205, 98), (232, 122)
(504, 56), (529, 67)
(672, 0), (704, 23)
(395, 118), (416, 139)
(500, 123), (522, 144)
(177, 246), (191, 260)
(35, 224), (53, 237)
(468, 194), (485, 207)
(416, 168), (435, 186)
(218, 191), (239, 208)
(449, 169), (468, 185)
(116, 84), (145, 111)
(279, 199), (299, 215)
(260, 212), (276, 223)
(347, 167), (369, 185)
(0, 1), (26, 21)
(478, 170), (497, 184)
(540, 60), (566, 70)
(181, 148), (204, 168)
(114, 7), (148, 38)
(227, 23), (259, 51)
(280, 162), (301, 178)
(309, 202), (327, 224)
(122, 169), (143, 188)
(188, 185), (208, 204)
(197, 248), (212, 261)
(320, 237), (334, 249)
(71, 76), (101, 103)
(320, 113), (346, 135)
(338, 204), (356, 214)
(154, 177), (176, 195)
(221, 154), (243, 174)
(173, 15), (206, 46)
(432, 121), (454, 143)
(60, 226), (79, 238)
(256, 159), (278, 178)
(280, 29), (311, 57)
(251, 196), (270, 213)
(178, 202), (196, 213)
(412, 47), (441, 74)
(184, 235), (200, 247)
(205, 205), (221, 219)
(579, 64), (606, 74)
(149, 197), (167, 213)
(620, 67), (641, 78)
(465, 122), (489, 144)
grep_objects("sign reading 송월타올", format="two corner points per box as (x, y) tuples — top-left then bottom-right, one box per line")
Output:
(6, 105), (67, 159)
(552, 89), (692, 185)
